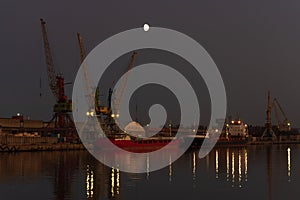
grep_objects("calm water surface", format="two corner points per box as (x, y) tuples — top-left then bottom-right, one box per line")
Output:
(0, 145), (299, 200)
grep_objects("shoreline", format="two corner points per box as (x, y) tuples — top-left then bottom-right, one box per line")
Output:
(0, 143), (85, 152)
(2, 137), (300, 152)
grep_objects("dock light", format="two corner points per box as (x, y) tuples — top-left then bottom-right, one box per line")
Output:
(226, 124), (229, 127)
(288, 122), (291, 126)
(238, 120), (241, 124)
(143, 23), (150, 32)
(111, 114), (115, 118)
(90, 111), (94, 116)
(86, 111), (90, 116)
(215, 129), (219, 133)
(231, 120), (234, 124)
(17, 113), (20, 116)
(116, 114), (120, 118)
(245, 124), (248, 127)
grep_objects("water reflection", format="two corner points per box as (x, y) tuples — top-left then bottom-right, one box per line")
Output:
(267, 146), (273, 200)
(215, 150), (219, 179)
(146, 155), (150, 179)
(231, 152), (235, 185)
(238, 151), (242, 187)
(287, 147), (291, 181)
(226, 148), (229, 181)
(110, 168), (120, 198)
(169, 156), (172, 182)
(214, 148), (251, 188)
(0, 145), (298, 200)
(86, 165), (94, 198)
(245, 149), (248, 181)
(192, 151), (196, 180)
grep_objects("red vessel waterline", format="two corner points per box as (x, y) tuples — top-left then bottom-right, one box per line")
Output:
(95, 136), (181, 153)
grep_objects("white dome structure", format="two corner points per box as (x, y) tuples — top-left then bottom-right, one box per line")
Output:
(124, 121), (146, 138)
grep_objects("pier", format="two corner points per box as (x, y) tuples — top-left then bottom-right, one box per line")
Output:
(0, 135), (84, 152)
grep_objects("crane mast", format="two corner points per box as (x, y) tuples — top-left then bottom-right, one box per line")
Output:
(261, 91), (276, 140)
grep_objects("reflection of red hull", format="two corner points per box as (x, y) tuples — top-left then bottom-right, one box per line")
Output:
(95, 138), (180, 153)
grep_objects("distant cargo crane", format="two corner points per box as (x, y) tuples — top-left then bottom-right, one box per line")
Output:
(272, 98), (291, 132)
(40, 18), (74, 131)
(261, 91), (276, 140)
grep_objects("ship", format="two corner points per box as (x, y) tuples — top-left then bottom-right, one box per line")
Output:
(94, 121), (180, 153)
(216, 119), (248, 146)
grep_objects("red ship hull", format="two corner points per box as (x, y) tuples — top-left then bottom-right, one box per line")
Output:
(95, 137), (180, 153)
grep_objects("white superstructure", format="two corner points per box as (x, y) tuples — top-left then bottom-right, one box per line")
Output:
(225, 120), (248, 137)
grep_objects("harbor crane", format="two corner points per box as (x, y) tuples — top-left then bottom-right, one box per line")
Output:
(77, 33), (137, 135)
(272, 98), (291, 132)
(40, 18), (74, 132)
(77, 32), (109, 116)
(77, 32), (116, 138)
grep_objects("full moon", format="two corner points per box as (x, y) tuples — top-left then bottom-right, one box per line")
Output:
(143, 23), (150, 32)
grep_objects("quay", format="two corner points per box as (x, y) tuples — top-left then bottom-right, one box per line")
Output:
(0, 135), (85, 152)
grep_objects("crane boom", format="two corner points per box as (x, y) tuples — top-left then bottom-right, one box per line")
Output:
(273, 98), (288, 120)
(40, 18), (58, 100)
(113, 52), (137, 115)
(77, 32), (93, 108)
(77, 32), (108, 115)
(77, 32), (86, 63)
(272, 98), (291, 131)
(272, 100), (280, 127)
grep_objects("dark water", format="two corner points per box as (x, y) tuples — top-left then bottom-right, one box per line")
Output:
(0, 145), (299, 200)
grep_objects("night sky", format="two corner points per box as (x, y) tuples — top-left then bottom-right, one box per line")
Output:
(1, 0), (300, 126)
